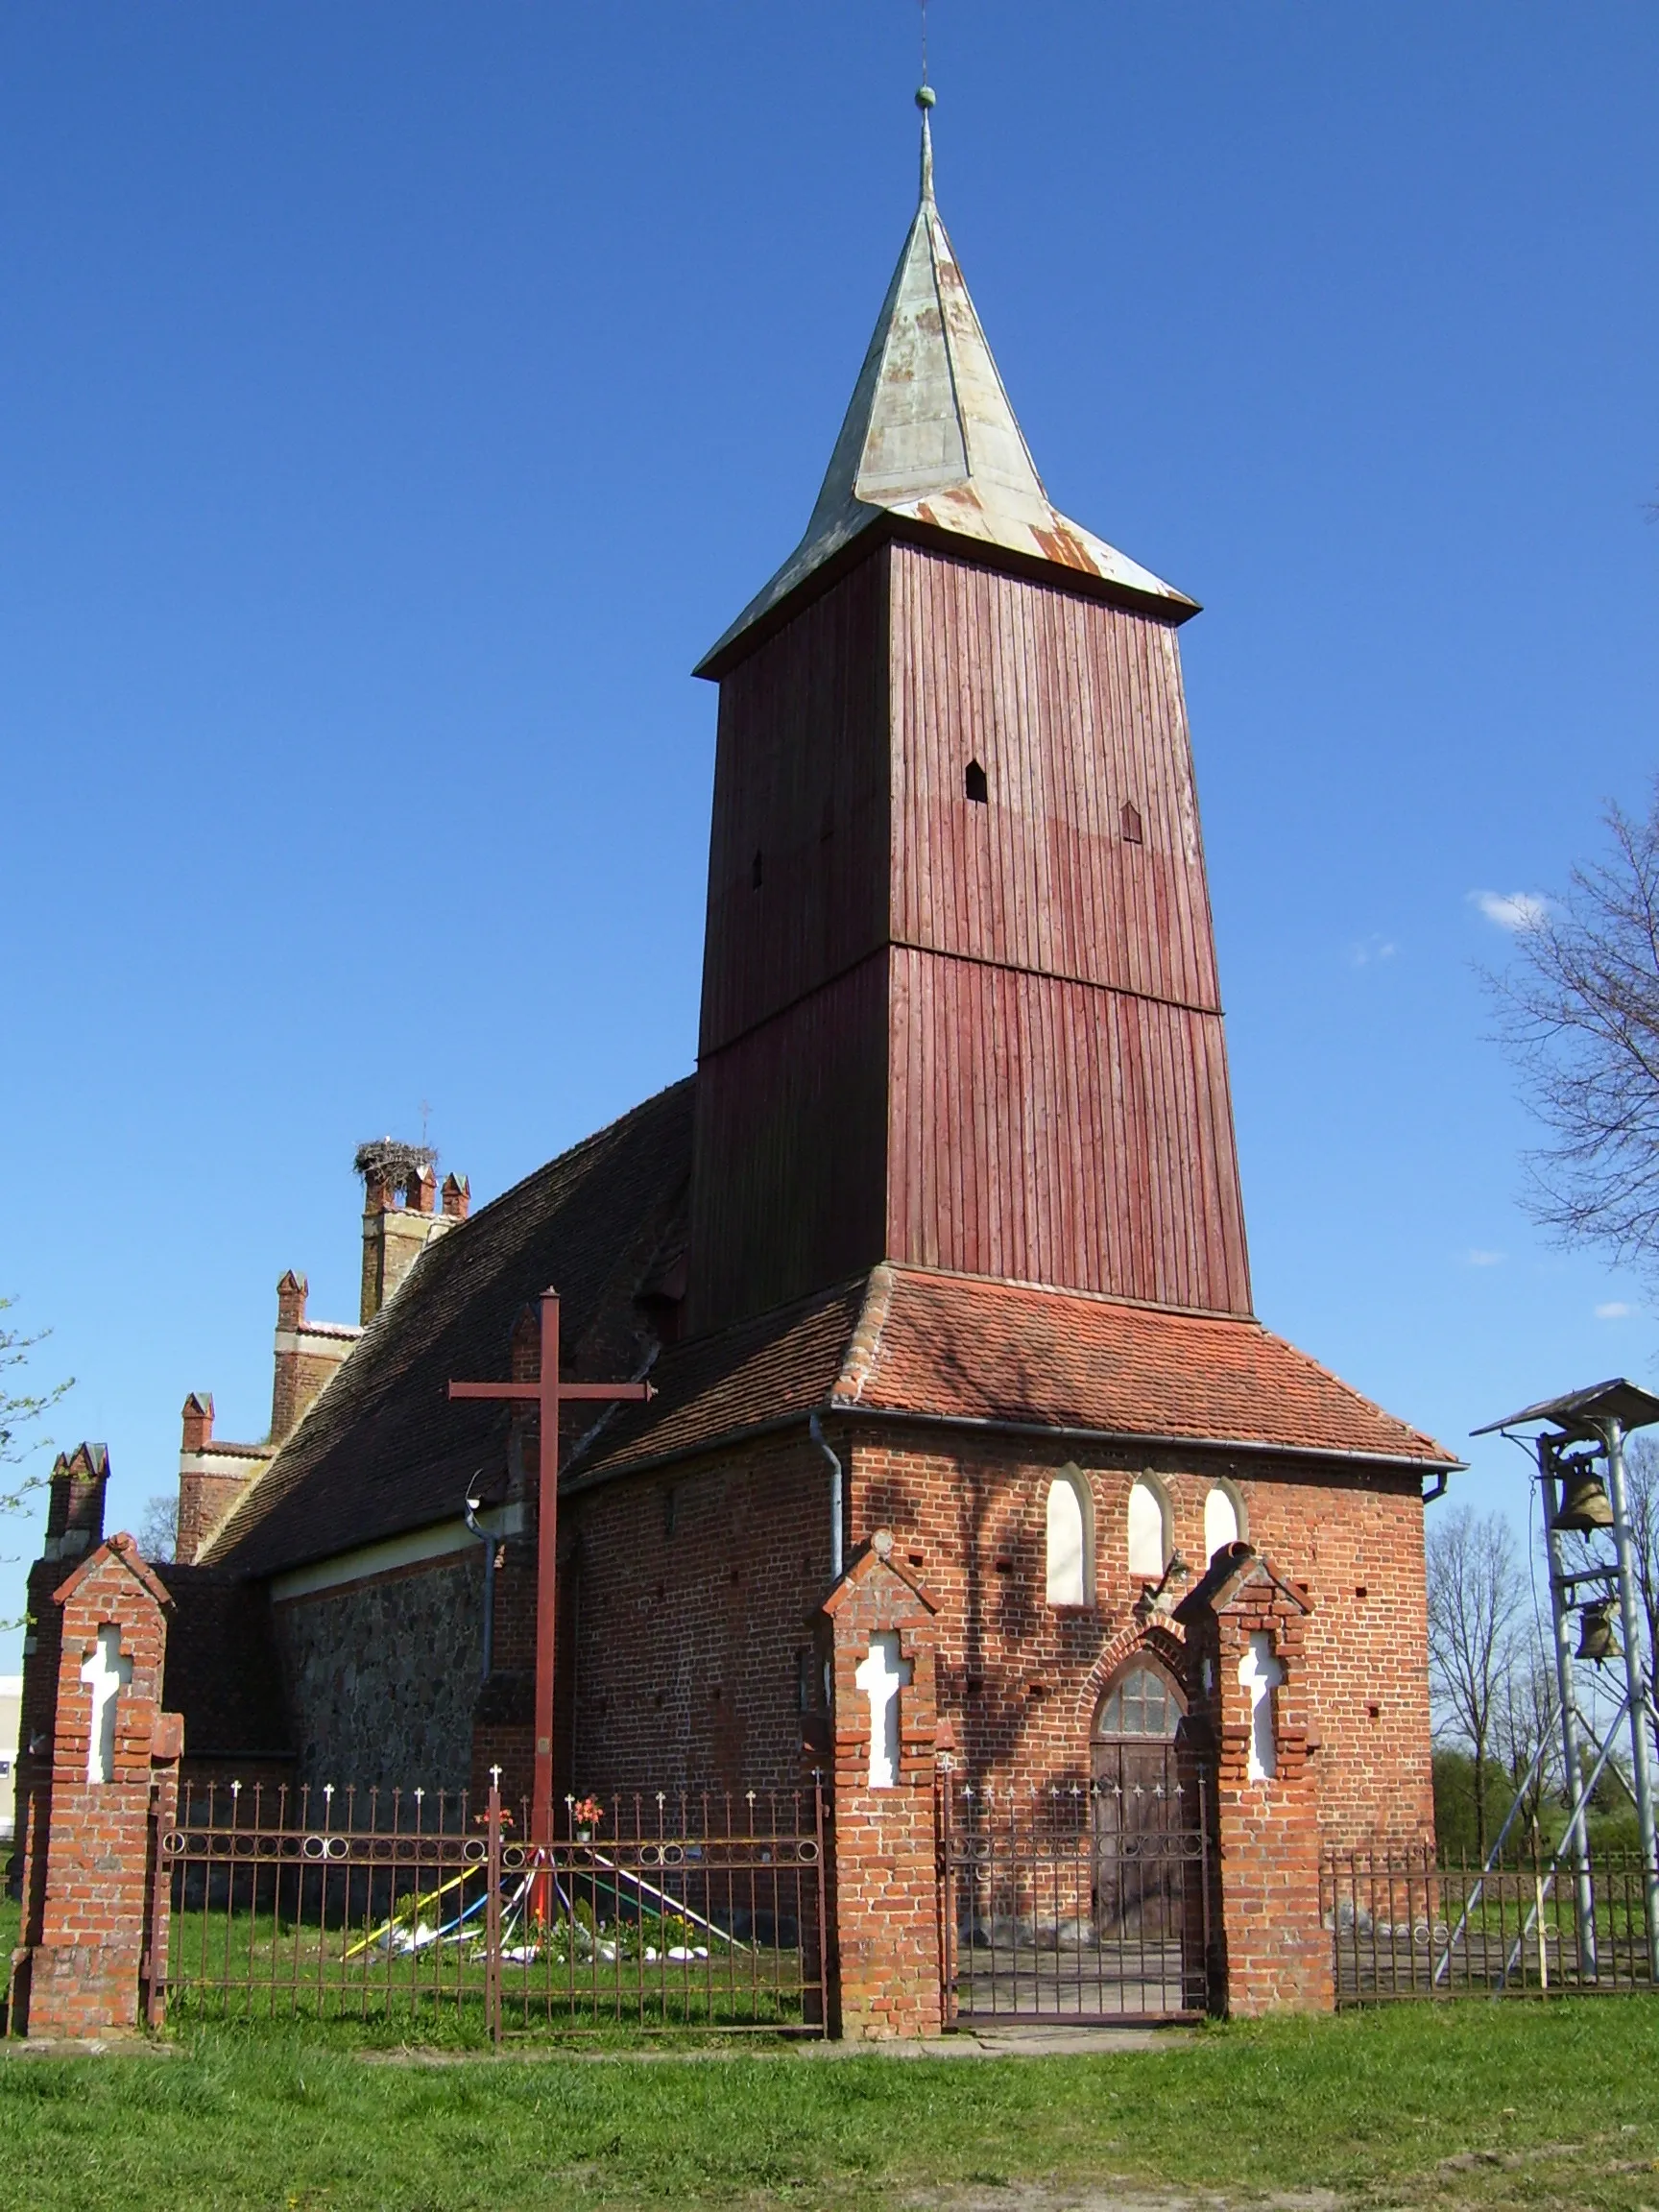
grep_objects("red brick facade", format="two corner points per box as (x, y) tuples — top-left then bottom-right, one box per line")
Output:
(548, 1419), (1434, 1863)
(1178, 1550), (1334, 2014)
(820, 1540), (945, 2038)
(12, 1535), (180, 2038)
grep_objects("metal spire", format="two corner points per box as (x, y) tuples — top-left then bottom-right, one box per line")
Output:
(695, 63), (1197, 676)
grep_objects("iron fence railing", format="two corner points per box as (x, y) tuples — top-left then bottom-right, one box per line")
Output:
(943, 1776), (1211, 2023)
(154, 1776), (829, 2040)
(1322, 1841), (1657, 2000)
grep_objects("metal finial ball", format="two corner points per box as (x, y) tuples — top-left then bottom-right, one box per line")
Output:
(915, 84), (936, 110)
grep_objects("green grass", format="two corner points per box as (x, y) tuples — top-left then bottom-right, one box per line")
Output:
(1, 2001), (1657, 2209)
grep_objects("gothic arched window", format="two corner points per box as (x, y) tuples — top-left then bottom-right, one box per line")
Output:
(1094, 1661), (1182, 1741)
(1045, 1466), (1094, 1607)
(1127, 1475), (1169, 1580)
(1204, 1479), (1245, 1563)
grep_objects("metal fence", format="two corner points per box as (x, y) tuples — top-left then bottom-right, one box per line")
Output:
(1323, 1842), (1657, 2000)
(943, 1773), (1211, 2023)
(154, 1777), (829, 2040)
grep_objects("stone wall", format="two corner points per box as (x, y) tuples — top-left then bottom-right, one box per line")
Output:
(274, 1552), (482, 1792)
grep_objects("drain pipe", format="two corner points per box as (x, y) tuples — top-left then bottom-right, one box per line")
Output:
(464, 1483), (493, 1684)
(808, 1412), (844, 1581)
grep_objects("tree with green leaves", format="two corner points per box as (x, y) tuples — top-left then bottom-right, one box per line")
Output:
(1, 1294), (73, 1519)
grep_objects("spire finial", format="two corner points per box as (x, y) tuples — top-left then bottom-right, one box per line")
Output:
(916, 82), (936, 204)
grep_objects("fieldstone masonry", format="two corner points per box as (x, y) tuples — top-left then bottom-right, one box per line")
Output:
(275, 1553), (483, 1793)
(820, 1534), (945, 2039)
(12, 1534), (181, 2038)
(1177, 1543), (1334, 2016)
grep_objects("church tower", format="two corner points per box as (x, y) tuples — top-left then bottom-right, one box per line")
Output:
(687, 95), (1250, 1335)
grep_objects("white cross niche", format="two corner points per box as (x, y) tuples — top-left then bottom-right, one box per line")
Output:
(854, 1631), (912, 1790)
(1238, 1630), (1285, 1782)
(81, 1624), (133, 1785)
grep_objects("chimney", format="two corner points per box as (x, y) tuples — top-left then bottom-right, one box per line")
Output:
(180, 1393), (214, 1455)
(442, 1172), (470, 1221)
(355, 1139), (452, 1323)
(270, 1272), (357, 1445)
(276, 1269), (308, 1332)
(43, 1443), (110, 1557)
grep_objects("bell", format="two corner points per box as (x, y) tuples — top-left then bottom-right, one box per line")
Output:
(1575, 1599), (1620, 1666)
(1553, 1467), (1616, 1533)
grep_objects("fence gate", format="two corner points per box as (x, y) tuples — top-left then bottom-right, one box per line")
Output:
(150, 1778), (830, 2039)
(943, 1763), (1211, 2024)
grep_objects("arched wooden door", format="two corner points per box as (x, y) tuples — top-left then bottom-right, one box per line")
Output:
(1092, 1659), (1188, 1940)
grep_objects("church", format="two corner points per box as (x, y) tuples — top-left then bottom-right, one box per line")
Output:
(14, 95), (1454, 2028)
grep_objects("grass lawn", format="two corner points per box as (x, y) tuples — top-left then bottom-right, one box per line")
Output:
(0, 2001), (1656, 2210)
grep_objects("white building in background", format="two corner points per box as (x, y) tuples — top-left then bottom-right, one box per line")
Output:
(0, 1674), (20, 1842)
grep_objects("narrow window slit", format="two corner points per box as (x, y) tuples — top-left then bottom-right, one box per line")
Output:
(964, 760), (988, 805)
(751, 849), (763, 890)
(1120, 801), (1143, 845)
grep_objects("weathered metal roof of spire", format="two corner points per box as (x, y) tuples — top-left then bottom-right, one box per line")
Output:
(698, 90), (1196, 675)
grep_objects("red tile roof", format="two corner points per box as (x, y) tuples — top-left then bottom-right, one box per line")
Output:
(837, 1268), (1453, 1463)
(578, 1263), (1455, 1479)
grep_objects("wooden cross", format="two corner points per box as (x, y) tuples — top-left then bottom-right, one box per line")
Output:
(448, 1286), (653, 1881)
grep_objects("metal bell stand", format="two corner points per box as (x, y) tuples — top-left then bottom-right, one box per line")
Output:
(1475, 1380), (1659, 1983)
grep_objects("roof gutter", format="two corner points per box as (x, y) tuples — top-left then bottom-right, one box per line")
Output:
(565, 1399), (1464, 1493)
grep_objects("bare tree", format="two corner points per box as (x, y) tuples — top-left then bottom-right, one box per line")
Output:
(1623, 1437), (1659, 1761)
(0, 1295), (73, 1519)
(1491, 1645), (1558, 1837)
(137, 1492), (178, 1564)
(1486, 784), (1659, 1275)
(1427, 1507), (1525, 1860)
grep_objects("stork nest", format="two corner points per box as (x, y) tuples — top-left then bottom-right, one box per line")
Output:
(353, 1139), (439, 1190)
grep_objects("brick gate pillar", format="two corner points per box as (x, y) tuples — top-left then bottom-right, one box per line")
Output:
(1175, 1543), (1333, 2017)
(819, 1532), (943, 2039)
(11, 1533), (181, 2039)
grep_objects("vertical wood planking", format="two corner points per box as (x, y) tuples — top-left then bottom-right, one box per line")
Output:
(700, 555), (890, 1056)
(886, 953), (1251, 1312)
(883, 541), (1249, 1316)
(695, 535), (1250, 1332)
(889, 544), (1221, 1010)
(688, 952), (891, 1334)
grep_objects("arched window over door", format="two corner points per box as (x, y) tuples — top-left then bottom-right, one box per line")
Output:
(1094, 1661), (1182, 1743)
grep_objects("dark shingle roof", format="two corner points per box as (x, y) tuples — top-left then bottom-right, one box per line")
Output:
(206, 1080), (693, 1577)
(159, 1566), (293, 1758)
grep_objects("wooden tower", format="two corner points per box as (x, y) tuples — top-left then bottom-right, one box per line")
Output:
(687, 99), (1250, 1335)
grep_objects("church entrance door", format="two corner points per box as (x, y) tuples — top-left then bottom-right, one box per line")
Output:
(945, 1660), (1210, 2024)
(1091, 1661), (1190, 1944)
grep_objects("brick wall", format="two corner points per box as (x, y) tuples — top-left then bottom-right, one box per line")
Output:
(561, 1433), (833, 1795)
(821, 1539), (944, 2038)
(1178, 1550), (1334, 2015)
(12, 1447), (109, 1875)
(13, 1535), (180, 2038)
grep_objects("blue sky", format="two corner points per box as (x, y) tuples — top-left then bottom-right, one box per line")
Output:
(3, 4), (1656, 1659)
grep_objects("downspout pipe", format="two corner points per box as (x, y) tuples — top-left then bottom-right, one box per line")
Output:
(808, 1411), (844, 1582)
